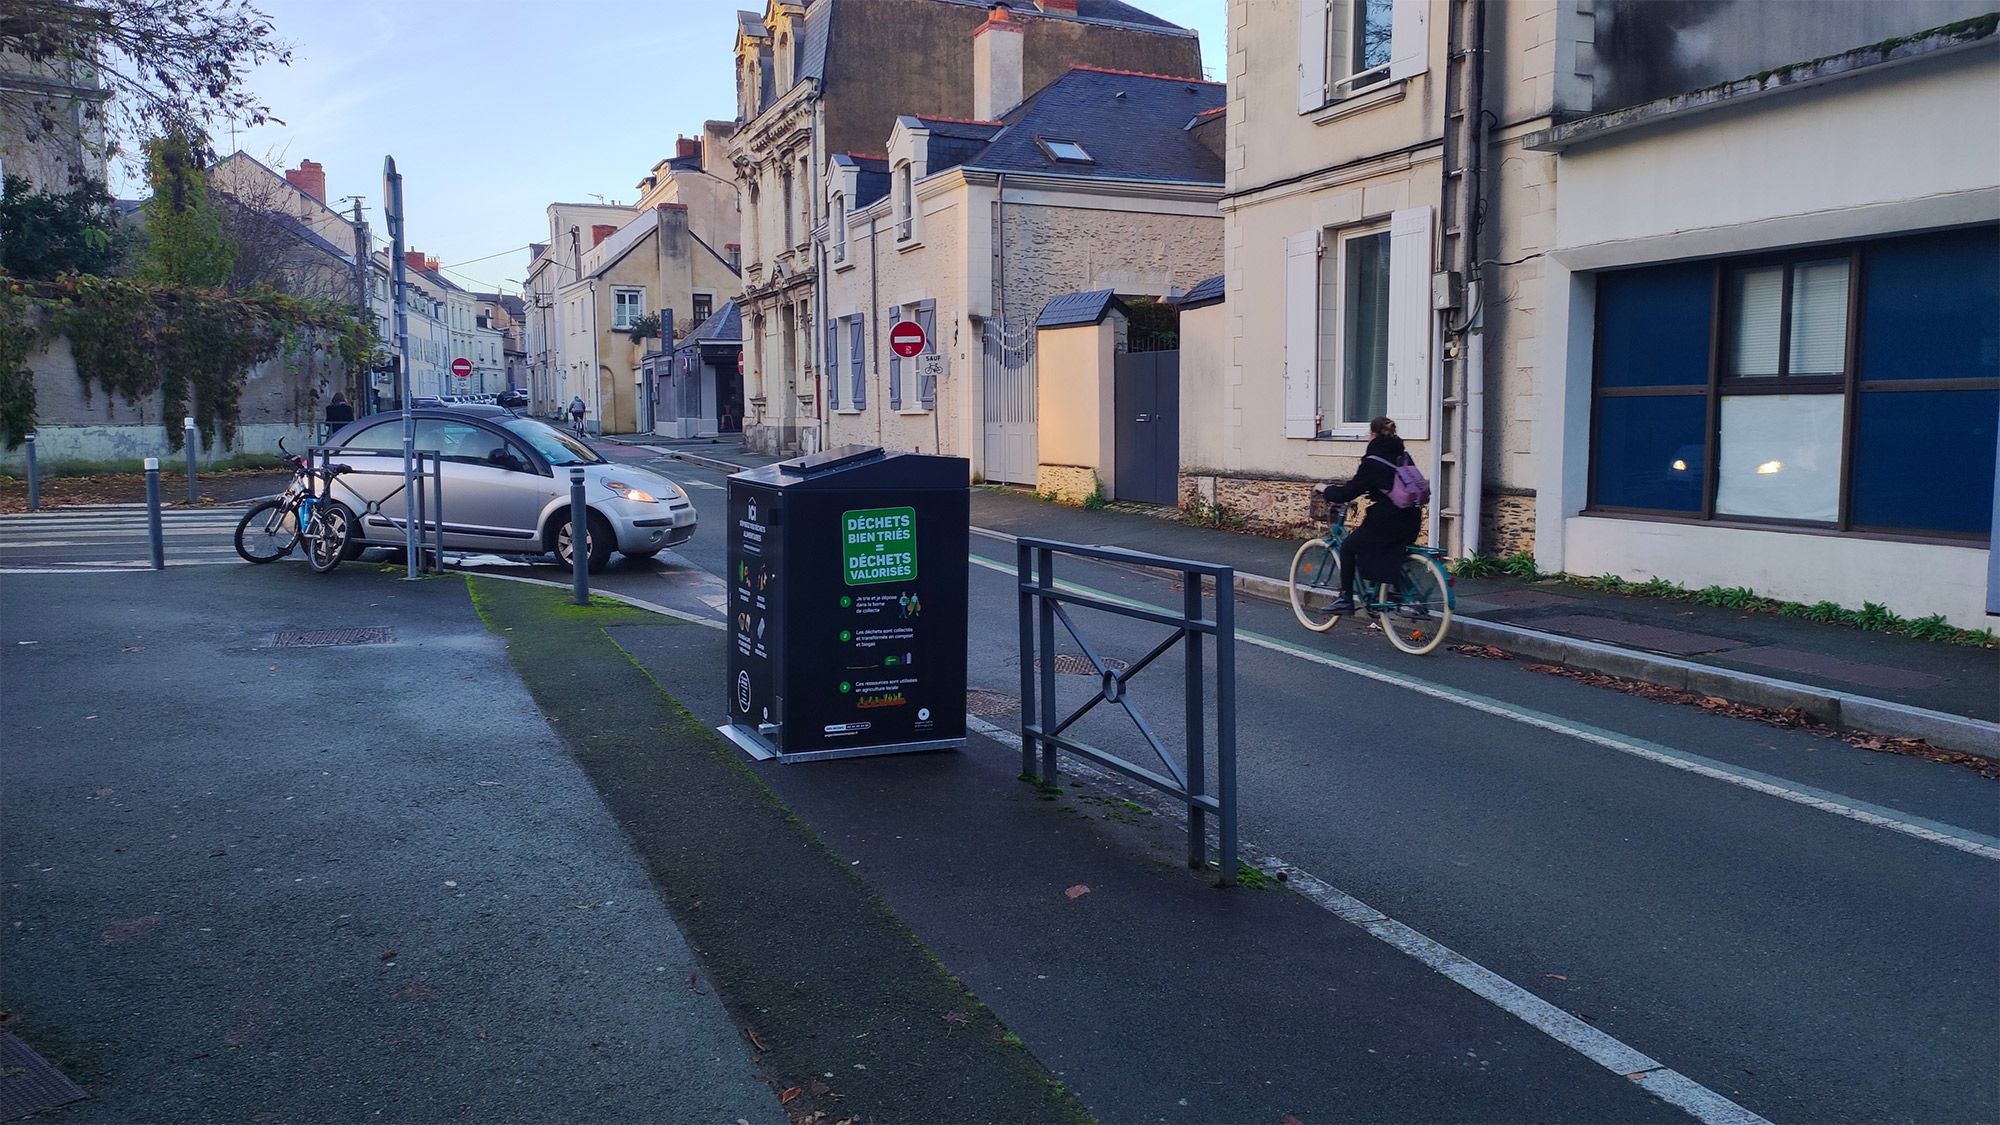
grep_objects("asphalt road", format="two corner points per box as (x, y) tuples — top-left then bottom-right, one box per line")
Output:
(572, 450), (2000, 1124)
(7, 445), (1996, 1121)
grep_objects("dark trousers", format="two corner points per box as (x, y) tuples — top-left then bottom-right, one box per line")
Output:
(1339, 524), (1407, 595)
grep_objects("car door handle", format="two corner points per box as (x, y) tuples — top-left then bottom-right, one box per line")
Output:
(1136, 414), (1151, 422)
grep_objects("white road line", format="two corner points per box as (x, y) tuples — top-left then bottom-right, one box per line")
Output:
(965, 554), (2000, 861)
(964, 713), (1773, 1125)
(0, 560), (243, 572)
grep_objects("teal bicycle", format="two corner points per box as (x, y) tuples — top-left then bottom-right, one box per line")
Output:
(1288, 499), (1455, 655)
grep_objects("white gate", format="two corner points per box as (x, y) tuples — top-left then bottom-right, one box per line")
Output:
(982, 319), (1037, 485)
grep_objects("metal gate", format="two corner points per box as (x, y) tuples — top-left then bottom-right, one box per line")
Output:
(982, 319), (1036, 485)
(1113, 349), (1180, 506)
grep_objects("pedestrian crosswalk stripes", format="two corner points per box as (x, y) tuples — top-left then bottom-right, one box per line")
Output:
(0, 505), (257, 569)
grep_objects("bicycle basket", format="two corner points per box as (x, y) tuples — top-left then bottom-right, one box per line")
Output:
(1309, 489), (1336, 523)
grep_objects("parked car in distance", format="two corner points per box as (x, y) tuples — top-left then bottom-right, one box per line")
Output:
(320, 408), (696, 569)
(497, 387), (529, 409)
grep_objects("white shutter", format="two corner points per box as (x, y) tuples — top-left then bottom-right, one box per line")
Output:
(1386, 206), (1433, 439)
(1389, 0), (1429, 82)
(1298, 0), (1330, 113)
(1284, 230), (1321, 439)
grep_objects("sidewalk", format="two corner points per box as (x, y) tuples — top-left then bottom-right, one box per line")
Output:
(659, 439), (1997, 752)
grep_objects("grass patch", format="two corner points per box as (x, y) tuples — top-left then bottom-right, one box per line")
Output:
(464, 577), (1090, 1124)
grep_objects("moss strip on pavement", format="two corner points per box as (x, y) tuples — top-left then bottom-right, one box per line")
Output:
(466, 576), (1089, 1124)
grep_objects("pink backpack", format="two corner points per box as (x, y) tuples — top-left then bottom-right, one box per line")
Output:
(1367, 455), (1431, 509)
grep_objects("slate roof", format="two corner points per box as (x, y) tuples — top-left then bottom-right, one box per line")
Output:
(933, 0), (1190, 33)
(269, 211), (355, 264)
(833, 152), (891, 208)
(1037, 288), (1126, 329)
(799, 2), (831, 83)
(907, 116), (1004, 178)
(685, 299), (742, 345)
(965, 68), (1225, 185)
(736, 10), (767, 38)
(1173, 274), (1224, 309)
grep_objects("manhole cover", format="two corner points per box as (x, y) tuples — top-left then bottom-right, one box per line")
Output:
(1034, 653), (1129, 676)
(0, 1031), (87, 1119)
(966, 690), (1019, 717)
(273, 627), (394, 647)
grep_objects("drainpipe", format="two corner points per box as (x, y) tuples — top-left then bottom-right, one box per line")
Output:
(869, 205), (882, 447)
(1461, 0), (1490, 557)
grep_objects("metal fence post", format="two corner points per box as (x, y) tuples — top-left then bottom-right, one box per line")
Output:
(430, 453), (445, 573)
(1217, 572), (1238, 886)
(570, 467), (589, 605)
(1185, 568), (1208, 874)
(24, 432), (38, 511)
(183, 416), (197, 505)
(1036, 545), (1058, 783)
(144, 458), (163, 570)
(1017, 539), (1035, 780)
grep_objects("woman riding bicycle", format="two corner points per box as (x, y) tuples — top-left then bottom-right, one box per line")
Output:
(1317, 416), (1420, 614)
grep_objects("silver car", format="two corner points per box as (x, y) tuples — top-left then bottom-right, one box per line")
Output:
(322, 409), (696, 569)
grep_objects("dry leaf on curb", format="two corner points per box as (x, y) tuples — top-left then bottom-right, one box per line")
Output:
(744, 1027), (769, 1052)
(685, 970), (705, 993)
(1451, 643), (1512, 660)
(1545, 973), (1568, 981)
(379, 951), (398, 961)
(942, 1011), (969, 1024)
(780, 1086), (802, 1105)
(1064, 884), (1090, 900)
(1625, 1072), (1649, 1081)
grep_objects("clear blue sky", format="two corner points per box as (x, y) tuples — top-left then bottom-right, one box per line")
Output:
(151, 0), (1226, 297)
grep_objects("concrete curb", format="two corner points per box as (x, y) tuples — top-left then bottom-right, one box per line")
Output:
(968, 525), (2000, 760)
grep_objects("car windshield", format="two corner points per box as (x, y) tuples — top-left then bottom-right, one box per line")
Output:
(500, 417), (605, 466)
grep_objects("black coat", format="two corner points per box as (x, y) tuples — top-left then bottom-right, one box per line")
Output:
(1323, 435), (1422, 580)
(325, 401), (355, 425)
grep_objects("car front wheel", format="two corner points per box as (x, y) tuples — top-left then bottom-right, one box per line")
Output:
(555, 510), (615, 573)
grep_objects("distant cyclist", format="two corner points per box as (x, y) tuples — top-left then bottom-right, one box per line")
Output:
(1319, 416), (1422, 614)
(568, 394), (587, 435)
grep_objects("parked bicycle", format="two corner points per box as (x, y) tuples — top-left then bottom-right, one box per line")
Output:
(232, 439), (360, 574)
(1288, 498), (1455, 655)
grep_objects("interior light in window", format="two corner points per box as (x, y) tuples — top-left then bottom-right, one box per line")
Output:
(1756, 460), (1783, 475)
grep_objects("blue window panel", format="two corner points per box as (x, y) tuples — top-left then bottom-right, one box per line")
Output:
(1593, 395), (1707, 512)
(1595, 262), (1713, 389)
(1860, 227), (2000, 382)
(1851, 389), (1998, 534)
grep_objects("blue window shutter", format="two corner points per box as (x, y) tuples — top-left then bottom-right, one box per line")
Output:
(826, 320), (839, 409)
(888, 307), (903, 411)
(917, 302), (937, 411)
(849, 317), (865, 408)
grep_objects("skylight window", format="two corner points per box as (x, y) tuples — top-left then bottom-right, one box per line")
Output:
(1039, 137), (1094, 164)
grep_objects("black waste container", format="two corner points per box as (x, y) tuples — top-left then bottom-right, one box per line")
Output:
(722, 445), (969, 761)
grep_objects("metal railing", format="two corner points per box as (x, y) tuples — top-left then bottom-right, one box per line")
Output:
(309, 447), (446, 573)
(1016, 537), (1238, 884)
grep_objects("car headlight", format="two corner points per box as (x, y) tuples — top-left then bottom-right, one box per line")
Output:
(602, 479), (658, 503)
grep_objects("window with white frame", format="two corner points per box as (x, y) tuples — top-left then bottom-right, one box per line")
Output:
(1283, 208), (1433, 441)
(1298, 0), (1427, 114)
(613, 288), (645, 330)
(895, 163), (913, 241)
(832, 193), (846, 261)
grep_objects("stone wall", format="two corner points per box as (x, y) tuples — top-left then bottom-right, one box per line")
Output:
(1036, 463), (1099, 506)
(1485, 492), (1537, 556)
(1180, 469), (1441, 546)
(1000, 203), (1222, 335)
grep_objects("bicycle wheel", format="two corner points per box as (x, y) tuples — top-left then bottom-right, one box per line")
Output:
(1380, 553), (1452, 656)
(1289, 538), (1344, 632)
(234, 499), (298, 563)
(305, 502), (355, 574)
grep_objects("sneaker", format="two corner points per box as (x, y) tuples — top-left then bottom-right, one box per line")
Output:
(1327, 594), (1356, 614)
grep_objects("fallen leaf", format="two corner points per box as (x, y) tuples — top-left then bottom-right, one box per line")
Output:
(92, 787), (112, 798)
(1625, 1072), (1649, 1081)
(1064, 884), (1090, 900)
(685, 970), (705, 994)
(780, 1086), (802, 1105)
(1283, 1116), (1306, 1125)
(209, 848), (227, 858)
(744, 1027), (768, 1052)
(810, 1079), (832, 1096)
(942, 1011), (969, 1024)
(1545, 973), (1568, 981)
(379, 951), (398, 961)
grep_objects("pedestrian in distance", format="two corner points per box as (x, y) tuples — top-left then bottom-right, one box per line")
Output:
(569, 394), (587, 436)
(1318, 416), (1424, 614)
(325, 392), (355, 427)
(368, 387), (383, 414)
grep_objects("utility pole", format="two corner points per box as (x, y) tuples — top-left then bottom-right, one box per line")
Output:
(349, 197), (371, 406)
(384, 157), (419, 579)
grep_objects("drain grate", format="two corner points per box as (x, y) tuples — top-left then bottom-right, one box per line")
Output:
(273, 627), (394, 648)
(1034, 653), (1130, 676)
(966, 689), (1020, 717)
(0, 1031), (87, 1120)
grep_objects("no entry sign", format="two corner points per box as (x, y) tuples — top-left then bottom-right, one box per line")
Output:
(889, 320), (927, 358)
(451, 357), (473, 378)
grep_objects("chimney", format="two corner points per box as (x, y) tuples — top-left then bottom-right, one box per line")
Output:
(676, 135), (700, 160)
(285, 159), (326, 202)
(1035, 0), (1077, 13)
(591, 224), (617, 246)
(404, 249), (429, 273)
(973, 6), (1024, 121)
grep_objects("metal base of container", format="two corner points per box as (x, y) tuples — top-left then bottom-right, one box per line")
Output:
(717, 723), (964, 764)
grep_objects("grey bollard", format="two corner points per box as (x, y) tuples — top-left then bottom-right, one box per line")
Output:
(184, 416), (197, 505)
(144, 457), (164, 570)
(570, 467), (589, 605)
(24, 432), (38, 511)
